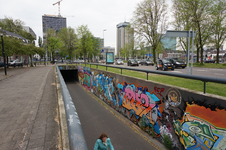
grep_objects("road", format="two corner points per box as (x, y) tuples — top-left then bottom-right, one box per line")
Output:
(66, 81), (160, 150)
(110, 63), (226, 79)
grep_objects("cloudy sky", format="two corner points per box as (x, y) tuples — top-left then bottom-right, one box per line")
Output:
(0, 0), (173, 48)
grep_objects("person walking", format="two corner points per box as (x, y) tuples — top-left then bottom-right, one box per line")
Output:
(94, 133), (114, 150)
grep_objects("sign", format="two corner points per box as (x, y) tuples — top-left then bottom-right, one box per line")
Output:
(166, 30), (196, 38)
(106, 52), (114, 64)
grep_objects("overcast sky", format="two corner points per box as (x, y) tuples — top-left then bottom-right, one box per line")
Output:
(0, 0), (173, 48)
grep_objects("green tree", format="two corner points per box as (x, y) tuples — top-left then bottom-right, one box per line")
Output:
(48, 37), (61, 62)
(0, 16), (25, 34)
(209, 0), (226, 63)
(58, 27), (77, 60)
(131, 0), (168, 63)
(76, 25), (94, 61)
(172, 0), (213, 65)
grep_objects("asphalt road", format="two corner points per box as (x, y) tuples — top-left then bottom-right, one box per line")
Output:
(110, 63), (226, 79)
(66, 81), (158, 150)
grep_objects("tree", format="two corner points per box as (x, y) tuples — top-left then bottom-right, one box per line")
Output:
(58, 27), (77, 60)
(172, 0), (213, 65)
(209, 0), (226, 63)
(0, 16), (25, 34)
(131, 0), (168, 63)
(38, 36), (43, 48)
(76, 25), (94, 61)
(48, 37), (61, 62)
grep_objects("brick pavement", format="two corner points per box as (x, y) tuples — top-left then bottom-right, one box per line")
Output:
(0, 66), (60, 150)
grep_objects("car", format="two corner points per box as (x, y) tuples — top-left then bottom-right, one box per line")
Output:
(0, 61), (6, 67)
(156, 59), (174, 71)
(204, 59), (215, 63)
(136, 59), (141, 64)
(165, 57), (186, 68)
(8, 59), (23, 67)
(115, 59), (124, 65)
(127, 59), (139, 66)
(140, 59), (154, 66)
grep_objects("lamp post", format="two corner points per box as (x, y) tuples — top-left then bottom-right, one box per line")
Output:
(103, 29), (106, 60)
(0, 29), (7, 75)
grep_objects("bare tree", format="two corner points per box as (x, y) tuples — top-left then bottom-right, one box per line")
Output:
(209, 0), (226, 63)
(172, 0), (213, 65)
(131, 0), (168, 63)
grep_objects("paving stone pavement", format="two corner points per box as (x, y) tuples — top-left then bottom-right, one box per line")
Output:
(0, 66), (60, 150)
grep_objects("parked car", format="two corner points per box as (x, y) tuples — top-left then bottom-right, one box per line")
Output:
(136, 59), (141, 64)
(140, 59), (154, 66)
(156, 59), (174, 71)
(164, 57), (186, 68)
(8, 59), (23, 67)
(0, 61), (5, 67)
(204, 59), (215, 63)
(127, 59), (139, 66)
(115, 59), (124, 65)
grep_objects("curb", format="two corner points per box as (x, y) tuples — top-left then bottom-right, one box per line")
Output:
(78, 83), (167, 150)
(55, 67), (70, 150)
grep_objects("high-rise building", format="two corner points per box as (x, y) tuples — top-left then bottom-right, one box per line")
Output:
(42, 14), (66, 41)
(116, 22), (134, 55)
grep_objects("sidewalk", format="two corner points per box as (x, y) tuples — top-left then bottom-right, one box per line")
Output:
(0, 66), (61, 150)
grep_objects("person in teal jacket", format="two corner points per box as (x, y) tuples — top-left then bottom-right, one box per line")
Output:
(94, 133), (114, 150)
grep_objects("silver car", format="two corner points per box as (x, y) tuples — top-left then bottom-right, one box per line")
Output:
(115, 59), (124, 65)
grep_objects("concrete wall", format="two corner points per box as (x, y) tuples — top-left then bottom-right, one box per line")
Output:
(78, 66), (226, 150)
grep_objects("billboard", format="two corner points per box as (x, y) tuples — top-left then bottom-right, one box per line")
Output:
(106, 52), (114, 64)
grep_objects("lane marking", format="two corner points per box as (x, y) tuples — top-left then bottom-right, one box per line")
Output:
(171, 71), (182, 73)
(215, 73), (224, 76)
(210, 69), (224, 71)
(197, 70), (207, 71)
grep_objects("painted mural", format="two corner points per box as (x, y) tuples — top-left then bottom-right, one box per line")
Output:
(78, 66), (226, 150)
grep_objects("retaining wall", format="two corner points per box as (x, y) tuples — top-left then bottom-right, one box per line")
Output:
(78, 66), (226, 150)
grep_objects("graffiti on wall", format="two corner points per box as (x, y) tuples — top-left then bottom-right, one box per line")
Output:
(77, 66), (226, 149)
(117, 82), (162, 135)
(173, 104), (226, 150)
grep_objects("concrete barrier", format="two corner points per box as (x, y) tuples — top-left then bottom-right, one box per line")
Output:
(56, 65), (88, 150)
(77, 65), (226, 150)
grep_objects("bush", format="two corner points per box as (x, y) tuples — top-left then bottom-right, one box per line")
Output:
(163, 134), (173, 150)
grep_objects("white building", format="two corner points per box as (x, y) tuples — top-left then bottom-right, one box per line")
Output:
(116, 22), (134, 56)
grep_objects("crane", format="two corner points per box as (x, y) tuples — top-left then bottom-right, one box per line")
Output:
(53, 0), (63, 17)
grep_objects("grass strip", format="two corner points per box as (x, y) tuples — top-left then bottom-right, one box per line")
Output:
(75, 64), (226, 97)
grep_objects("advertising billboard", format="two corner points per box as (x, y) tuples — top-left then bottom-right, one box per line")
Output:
(106, 52), (114, 64)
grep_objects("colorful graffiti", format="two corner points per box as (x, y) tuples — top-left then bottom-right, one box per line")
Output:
(117, 82), (162, 135)
(77, 66), (226, 149)
(174, 113), (226, 150)
(91, 72), (118, 107)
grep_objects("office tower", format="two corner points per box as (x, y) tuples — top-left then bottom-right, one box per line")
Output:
(116, 22), (134, 55)
(42, 14), (66, 41)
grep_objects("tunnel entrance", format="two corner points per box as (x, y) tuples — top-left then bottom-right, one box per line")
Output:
(60, 69), (78, 82)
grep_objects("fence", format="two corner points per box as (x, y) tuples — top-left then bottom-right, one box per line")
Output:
(70, 62), (226, 94)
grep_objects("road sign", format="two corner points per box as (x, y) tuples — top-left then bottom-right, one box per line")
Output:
(166, 30), (196, 37)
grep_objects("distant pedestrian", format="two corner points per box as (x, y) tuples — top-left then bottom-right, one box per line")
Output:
(94, 133), (114, 150)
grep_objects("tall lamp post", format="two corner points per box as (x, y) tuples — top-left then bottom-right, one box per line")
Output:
(103, 29), (106, 61)
(0, 28), (7, 75)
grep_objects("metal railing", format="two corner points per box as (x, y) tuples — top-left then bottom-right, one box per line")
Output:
(56, 64), (88, 150)
(71, 62), (226, 94)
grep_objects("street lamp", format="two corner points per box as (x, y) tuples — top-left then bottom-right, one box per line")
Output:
(103, 29), (107, 47)
(103, 29), (107, 61)
(0, 28), (7, 75)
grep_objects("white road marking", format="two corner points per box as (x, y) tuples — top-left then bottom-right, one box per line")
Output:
(171, 71), (182, 73)
(197, 70), (207, 71)
(210, 69), (224, 71)
(215, 73), (224, 76)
